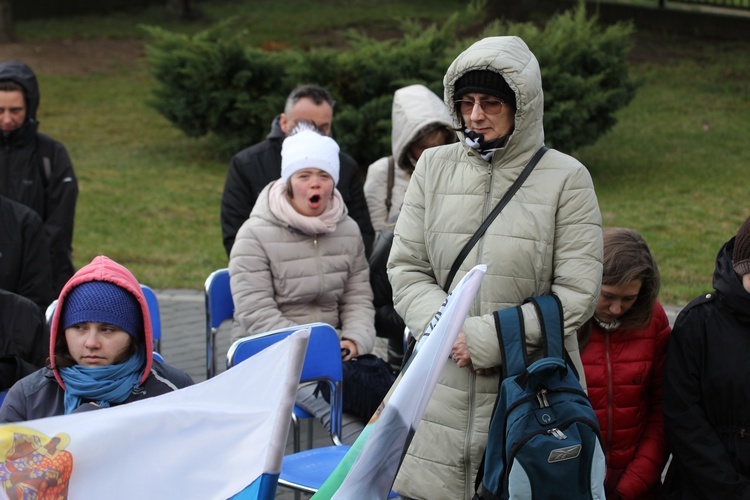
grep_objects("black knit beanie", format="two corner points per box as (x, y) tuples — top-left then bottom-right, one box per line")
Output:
(733, 216), (750, 276)
(62, 281), (144, 339)
(454, 70), (516, 110)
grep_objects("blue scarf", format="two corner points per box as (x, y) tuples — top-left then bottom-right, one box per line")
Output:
(60, 347), (146, 414)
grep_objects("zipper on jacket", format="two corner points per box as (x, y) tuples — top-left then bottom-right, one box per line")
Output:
(605, 332), (613, 461)
(472, 161), (494, 296)
(464, 371), (477, 500)
(313, 235), (324, 303)
(485, 162), (493, 193)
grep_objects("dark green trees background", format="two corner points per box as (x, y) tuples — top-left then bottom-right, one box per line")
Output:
(146, 1), (639, 167)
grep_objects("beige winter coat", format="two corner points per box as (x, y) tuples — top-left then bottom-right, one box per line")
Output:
(388, 36), (603, 499)
(364, 84), (454, 232)
(229, 183), (375, 355)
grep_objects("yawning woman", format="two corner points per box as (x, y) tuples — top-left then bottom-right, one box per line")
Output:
(228, 123), (376, 444)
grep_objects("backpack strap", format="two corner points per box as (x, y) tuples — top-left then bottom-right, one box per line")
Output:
(495, 305), (528, 379)
(443, 146), (548, 293)
(36, 133), (56, 188)
(495, 294), (564, 378)
(525, 295), (564, 360)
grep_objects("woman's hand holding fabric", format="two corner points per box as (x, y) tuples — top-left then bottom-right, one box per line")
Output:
(451, 331), (499, 375)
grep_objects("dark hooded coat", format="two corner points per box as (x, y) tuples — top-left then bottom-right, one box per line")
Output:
(0, 195), (54, 311)
(0, 289), (48, 390)
(0, 61), (78, 295)
(663, 237), (750, 499)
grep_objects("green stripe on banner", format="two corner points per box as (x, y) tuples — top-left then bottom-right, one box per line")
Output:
(311, 422), (377, 498)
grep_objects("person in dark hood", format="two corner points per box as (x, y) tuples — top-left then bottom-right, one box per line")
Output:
(0, 256), (193, 422)
(0, 61), (78, 296)
(662, 215), (750, 499)
(220, 83), (374, 258)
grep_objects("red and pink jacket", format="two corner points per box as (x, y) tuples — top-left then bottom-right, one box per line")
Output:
(581, 301), (671, 499)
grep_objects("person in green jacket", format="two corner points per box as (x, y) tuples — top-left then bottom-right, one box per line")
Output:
(388, 36), (603, 499)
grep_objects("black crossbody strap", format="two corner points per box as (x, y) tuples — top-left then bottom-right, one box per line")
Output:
(442, 145), (548, 293)
(385, 156), (395, 214)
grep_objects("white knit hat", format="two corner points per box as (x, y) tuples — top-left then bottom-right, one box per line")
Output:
(281, 129), (340, 185)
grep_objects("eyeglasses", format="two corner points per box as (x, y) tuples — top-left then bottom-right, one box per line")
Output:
(454, 99), (505, 115)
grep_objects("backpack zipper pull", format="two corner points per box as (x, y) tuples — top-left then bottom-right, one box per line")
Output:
(536, 388), (550, 408)
(548, 428), (567, 440)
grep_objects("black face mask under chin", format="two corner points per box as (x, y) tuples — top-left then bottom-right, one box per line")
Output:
(593, 316), (621, 331)
(463, 128), (509, 162)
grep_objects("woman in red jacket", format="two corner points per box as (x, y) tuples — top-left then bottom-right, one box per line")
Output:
(579, 228), (671, 499)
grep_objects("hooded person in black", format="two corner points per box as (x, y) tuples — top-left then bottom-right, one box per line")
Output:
(220, 84), (374, 258)
(0, 288), (48, 391)
(663, 217), (750, 499)
(0, 61), (78, 296)
(0, 195), (55, 311)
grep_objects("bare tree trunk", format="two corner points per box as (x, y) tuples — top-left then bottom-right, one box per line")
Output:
(165, 0), (196, 20)
(0, 0), (14, 43)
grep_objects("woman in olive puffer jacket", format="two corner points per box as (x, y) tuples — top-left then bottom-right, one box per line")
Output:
(387, 36), (603, 500)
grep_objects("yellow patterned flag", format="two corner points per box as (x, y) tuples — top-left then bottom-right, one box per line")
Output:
(0, 331), (309, 500)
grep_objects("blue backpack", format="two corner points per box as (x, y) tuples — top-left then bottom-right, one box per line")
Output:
(474, 295), (606, 500)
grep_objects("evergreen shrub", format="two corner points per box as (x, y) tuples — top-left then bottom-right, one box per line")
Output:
(145, 0), (638, 166)
(482, 3), (640, 152)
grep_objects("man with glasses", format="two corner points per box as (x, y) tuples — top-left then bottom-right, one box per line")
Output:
(220, 84), (374, 257)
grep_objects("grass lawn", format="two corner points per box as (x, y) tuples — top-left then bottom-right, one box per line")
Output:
(9, 1), (750, 305)
(577, 33), (750, 303)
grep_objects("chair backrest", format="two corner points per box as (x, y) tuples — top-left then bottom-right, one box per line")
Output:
(205, 268), (234, 379)
(45, 285), (162, 353)
(227, 322), (344, 443)
(140, 284), (161, 352)
(45, 299), (58, 326)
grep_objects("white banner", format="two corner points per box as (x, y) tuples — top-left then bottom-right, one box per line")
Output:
(325, 265), (487, 499)
(0, 330), (309, 500)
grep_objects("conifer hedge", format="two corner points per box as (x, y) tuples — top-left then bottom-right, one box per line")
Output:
(145, 1), (638, 167)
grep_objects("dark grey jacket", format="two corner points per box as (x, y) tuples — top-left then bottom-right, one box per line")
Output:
(0, 289), (48, 390)
(0, 361), (193, 422)
(0, 195), (54, 310)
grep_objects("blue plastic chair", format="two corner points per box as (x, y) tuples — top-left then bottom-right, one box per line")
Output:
(205, 268), (234, 380)
(44, 299), (57, 325)
(140, 284), (162, 353)
(210, 268), (315, 451)
(227, 323), (348, 496)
